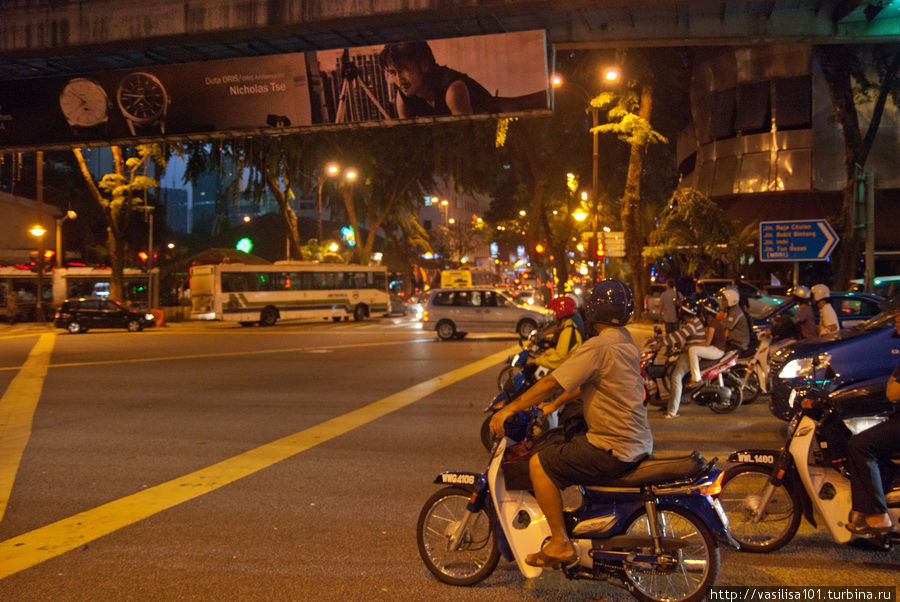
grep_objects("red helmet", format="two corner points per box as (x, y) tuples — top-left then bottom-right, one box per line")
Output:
(547, 296), (576, 320)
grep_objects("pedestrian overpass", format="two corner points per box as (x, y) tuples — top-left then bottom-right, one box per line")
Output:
(2, 0), (896, 82)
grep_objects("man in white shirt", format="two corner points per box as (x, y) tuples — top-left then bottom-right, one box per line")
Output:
(811, 284), (839, 335)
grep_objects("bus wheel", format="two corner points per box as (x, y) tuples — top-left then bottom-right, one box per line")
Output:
(353, 304), (368, 322)
(259, 306), (279, 327)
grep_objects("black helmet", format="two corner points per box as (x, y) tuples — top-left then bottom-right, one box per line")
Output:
(698, 295), (721, 315)
(678, 297), (699, 317)
(584, 280), (634, 327)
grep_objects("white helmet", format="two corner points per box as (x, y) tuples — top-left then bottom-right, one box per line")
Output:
(719, 287), (740, 308)
(790, 285), (811, 301)
(811, 284), (830, 302)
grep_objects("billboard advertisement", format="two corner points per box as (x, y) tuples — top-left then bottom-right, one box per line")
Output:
(0, 30), (549, 149)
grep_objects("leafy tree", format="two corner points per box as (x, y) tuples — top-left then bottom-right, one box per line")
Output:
(591, 53), (670, 316)
(644, 187), (735, 277)
(72, 144), (164, 301)
(816, 44), (900, 288)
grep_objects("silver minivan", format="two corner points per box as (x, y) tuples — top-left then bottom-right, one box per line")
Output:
(422, 288), (551, 340)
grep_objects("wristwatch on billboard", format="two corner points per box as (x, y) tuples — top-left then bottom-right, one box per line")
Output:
(117, 71), (169, 136)
(58, 77), (110, 137)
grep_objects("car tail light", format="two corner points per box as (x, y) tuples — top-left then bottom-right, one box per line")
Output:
(422, 310), (429, 322)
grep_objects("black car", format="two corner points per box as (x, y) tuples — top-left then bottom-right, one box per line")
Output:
(54, 298), (156, 333)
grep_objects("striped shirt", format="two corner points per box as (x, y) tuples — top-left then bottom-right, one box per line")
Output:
(663, 316), (706, 349)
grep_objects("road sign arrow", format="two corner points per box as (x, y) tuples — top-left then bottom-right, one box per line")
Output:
(817, 221), (838, 258)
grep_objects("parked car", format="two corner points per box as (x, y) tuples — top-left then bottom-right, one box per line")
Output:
(850, 275), (900, 300)
(767, 306), (900, 421)
(54, 298), (156, 333)
(422, 287), (551, 340)
(696, 278), (785, 318)
(753, 291), (884, 335)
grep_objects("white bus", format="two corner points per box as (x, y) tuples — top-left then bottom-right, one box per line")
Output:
(189, 261), (390, 326)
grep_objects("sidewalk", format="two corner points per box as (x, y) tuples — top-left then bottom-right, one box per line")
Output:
(0, 322), (56, 335)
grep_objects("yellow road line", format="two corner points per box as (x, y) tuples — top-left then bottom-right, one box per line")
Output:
(0, 333), (57, 522)
(0, 344), (517, 579)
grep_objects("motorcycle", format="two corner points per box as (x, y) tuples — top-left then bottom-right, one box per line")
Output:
(731, 332), (771, 404)
(717, 353), (900, 552)
(481, 363), (551, 451)
(641, 336), (744, 414)
(496, 328), (551, 392)
(417, 409), (735, 601)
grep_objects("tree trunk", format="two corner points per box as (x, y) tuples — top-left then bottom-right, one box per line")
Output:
(817, 46), (900, 288)
(266, 175), (304, 260)
(107, 226), (125, 302)
(621, 82), (653, 317)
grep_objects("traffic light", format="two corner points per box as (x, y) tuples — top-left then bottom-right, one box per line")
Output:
(535, 242), (545, 254)
(596, 241), (605, 258)
(138, 251), (149, 262)
(236, 238), (254, 253)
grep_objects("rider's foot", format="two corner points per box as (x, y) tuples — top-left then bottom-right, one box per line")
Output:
(665, 412), (679, 419)
(525, 541), (577, 568)
(846, 513), (894, 537)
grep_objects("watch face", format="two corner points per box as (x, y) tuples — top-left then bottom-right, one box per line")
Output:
(59, 78), (109, 127)
(117, 72), (168, 124)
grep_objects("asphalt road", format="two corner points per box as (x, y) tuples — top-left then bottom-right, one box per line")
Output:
(0, 317), (896, 601)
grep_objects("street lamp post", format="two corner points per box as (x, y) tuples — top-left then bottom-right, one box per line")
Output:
(317, 162), (340, 243)
(552, 70), (619, 283)
(55, 210), (78, 268)
(29, 225), (47, 322)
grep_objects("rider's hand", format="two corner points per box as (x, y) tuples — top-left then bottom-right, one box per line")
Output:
(538, 399), (559, 414)
(489, 407), (512, 438)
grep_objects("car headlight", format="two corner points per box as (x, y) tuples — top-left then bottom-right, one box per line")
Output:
(145, 313), (155, 321)
(779, 357), (813, 379)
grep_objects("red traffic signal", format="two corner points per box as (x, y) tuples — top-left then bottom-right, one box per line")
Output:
(535, 242), (546, 254)
(138, 251), (149, 262)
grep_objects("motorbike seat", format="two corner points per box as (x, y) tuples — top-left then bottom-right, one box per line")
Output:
(697, 350), (738, 372)
(588, 452), (708, 488)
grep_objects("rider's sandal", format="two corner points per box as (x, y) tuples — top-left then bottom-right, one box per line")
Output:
(525, 546), (577, 569)
(846, 516), (894, 537)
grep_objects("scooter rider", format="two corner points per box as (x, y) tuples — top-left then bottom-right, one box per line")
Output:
(790, 286), (817, 339)
(845, 310), (900, 537)
(660, 298), (707, 418)
(529, 296), (584, 371)
(687, 296), (726, 386)
(719, 287), (750, 352)
(489, 280), (652, 568)
(811, 284), (839, 335)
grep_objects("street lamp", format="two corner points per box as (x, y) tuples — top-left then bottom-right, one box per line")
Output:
(317, 162), (341, 243)
(552, 69), (620, 282)
(29, 225), (47, 322)
(55, 209), (77, 268)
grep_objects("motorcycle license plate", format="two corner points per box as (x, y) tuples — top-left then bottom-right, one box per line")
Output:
(711, 497), (729, 528)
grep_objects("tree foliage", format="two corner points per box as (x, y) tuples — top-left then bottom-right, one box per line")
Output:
(644, 187), (735, 277)
(72, 144), (165, 301)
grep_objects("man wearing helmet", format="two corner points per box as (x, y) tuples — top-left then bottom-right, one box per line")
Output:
(530, 296), (584, 371)
(658, 297), (707, 418)
(489, 280), (652, 568)
(811, 284), (839, 335)
(719, 287), (751, 352)
(790, 286), (817, 339)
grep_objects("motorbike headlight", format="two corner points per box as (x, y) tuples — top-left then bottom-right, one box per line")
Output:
(788, 389), (798, 409)
(779, 357), (813, 379)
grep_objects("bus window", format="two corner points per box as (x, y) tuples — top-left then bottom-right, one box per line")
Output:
(333, 272), (353, 290)
(312, 273), (334, 290)
(222, 273), (248, 293)
(373, 272), (386, 291)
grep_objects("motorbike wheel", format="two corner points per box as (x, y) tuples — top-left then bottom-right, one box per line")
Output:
(733, 366), (760, 404)
(707, 372), (744, 414)
(417, 486), (500, 586)
(497, 366), (515, 392)
(623, 506), (720, 602)
(480, 415), (499, 452)
(718, 465), (801, 552)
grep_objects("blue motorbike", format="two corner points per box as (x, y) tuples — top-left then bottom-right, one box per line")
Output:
(418, 409), (736, 601)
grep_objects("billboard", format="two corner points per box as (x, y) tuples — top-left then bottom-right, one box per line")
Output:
(0, 30), (549, 149)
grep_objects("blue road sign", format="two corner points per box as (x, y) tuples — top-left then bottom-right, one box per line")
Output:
(759, 220), (839, 262)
